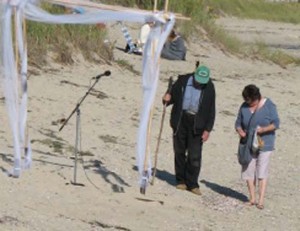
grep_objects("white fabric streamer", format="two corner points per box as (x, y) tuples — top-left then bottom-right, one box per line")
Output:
(16, 6), (32, 169)
(137, 17), (174, 188)
(1, 0), (174, 190)
(2, 4), (22, 177)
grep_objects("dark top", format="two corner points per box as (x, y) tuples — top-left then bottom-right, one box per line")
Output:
(167, 73), (216, 135)
(235, 98), (280, 151)
(161, 36), (186, 61)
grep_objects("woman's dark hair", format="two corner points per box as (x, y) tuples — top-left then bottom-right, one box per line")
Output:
(242, 84), (261, 102)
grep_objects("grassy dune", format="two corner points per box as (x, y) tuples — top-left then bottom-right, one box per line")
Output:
(27, 3), (110, 68)
(27, 0), (300, 68)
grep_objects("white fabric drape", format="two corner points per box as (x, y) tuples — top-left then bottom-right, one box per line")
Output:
(1, 0), (174, 190)
(137, 17), (174, 186)
(2, 3), (23, 177)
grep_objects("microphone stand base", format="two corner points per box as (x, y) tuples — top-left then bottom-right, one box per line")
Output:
(70, 181), (85, 187)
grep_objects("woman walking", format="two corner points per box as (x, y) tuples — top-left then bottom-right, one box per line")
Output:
(235, 84), (280, 209)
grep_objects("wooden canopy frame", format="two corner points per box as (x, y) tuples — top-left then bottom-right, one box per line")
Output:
(49, 0), (190, 20)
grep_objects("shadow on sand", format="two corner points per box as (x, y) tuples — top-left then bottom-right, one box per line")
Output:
(83, 159), (131, 193)
(0, 151), (130, 193)
(0, 152), (13, 174)
(201, 179), (248, 202)
(132, 166), (176, 186)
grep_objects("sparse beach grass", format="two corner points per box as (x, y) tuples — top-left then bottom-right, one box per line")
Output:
(27, 1), (300, 68)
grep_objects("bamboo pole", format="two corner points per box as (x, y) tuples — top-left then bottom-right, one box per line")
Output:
(22, 19), (27, 54)
(140, 32), (159, 193)
(153, 0), (157, 12)
(140, 106), (154, 194)
(22, 16), (30, 158)
(12, 6), (21, 177)
(164, 0), (169, 12)
(13, 7), (20, 111)
(50, 0), (190, 20)
(14, 8), (19, 75)
(144, 107), (154, 171)
(51, 0), (153, 13)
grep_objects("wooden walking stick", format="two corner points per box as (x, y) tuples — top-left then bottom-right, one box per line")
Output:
(195, 60), (200, 70)
(150, 76), (173, 185)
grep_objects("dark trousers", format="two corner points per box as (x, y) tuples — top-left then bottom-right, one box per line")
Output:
(173, 112), (203, 189)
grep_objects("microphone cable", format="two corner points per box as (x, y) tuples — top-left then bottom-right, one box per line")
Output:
(77, 107), (101, 191)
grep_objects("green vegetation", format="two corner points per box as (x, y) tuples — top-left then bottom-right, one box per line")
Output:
(205, 0), (300, 24)
(252, 41), (300, 67)
(165, 0), (300, 67)
(100, 0), (155, 9)
(31, 138), (65, 154)
(27, 0), (300, 69)
(27, 3), (111, 68)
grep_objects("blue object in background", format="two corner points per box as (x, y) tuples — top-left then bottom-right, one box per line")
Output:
(73, 7), (85, 14)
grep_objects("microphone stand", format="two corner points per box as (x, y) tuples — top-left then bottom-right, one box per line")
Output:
(59, 76), (103, 186)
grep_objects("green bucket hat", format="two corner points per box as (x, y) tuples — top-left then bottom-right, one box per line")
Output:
(194, 65), (210, 84)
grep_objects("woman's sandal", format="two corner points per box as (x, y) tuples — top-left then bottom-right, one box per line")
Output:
(256, 204), (264, 210)
(245, 201), (256, 206)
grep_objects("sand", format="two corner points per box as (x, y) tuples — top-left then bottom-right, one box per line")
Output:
(0, 17), (299, 231)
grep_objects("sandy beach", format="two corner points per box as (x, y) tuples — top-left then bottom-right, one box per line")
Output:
(0, 17), (299, 231)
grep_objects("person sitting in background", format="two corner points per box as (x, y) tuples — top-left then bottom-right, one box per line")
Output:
(135, 21), (155, 54)
(161, 29), (186, 61)
(73, 7), (85, 14)
(124, 21), (154, 55)
(64, 6), (85, 14)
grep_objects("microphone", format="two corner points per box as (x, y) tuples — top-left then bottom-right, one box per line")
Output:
(92, 70), (111, 79)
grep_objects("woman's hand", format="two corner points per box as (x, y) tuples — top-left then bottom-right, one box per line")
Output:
(236, 127), (246, 138)
(256, 126), (264, 134)
(257, 124), (276, 134)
